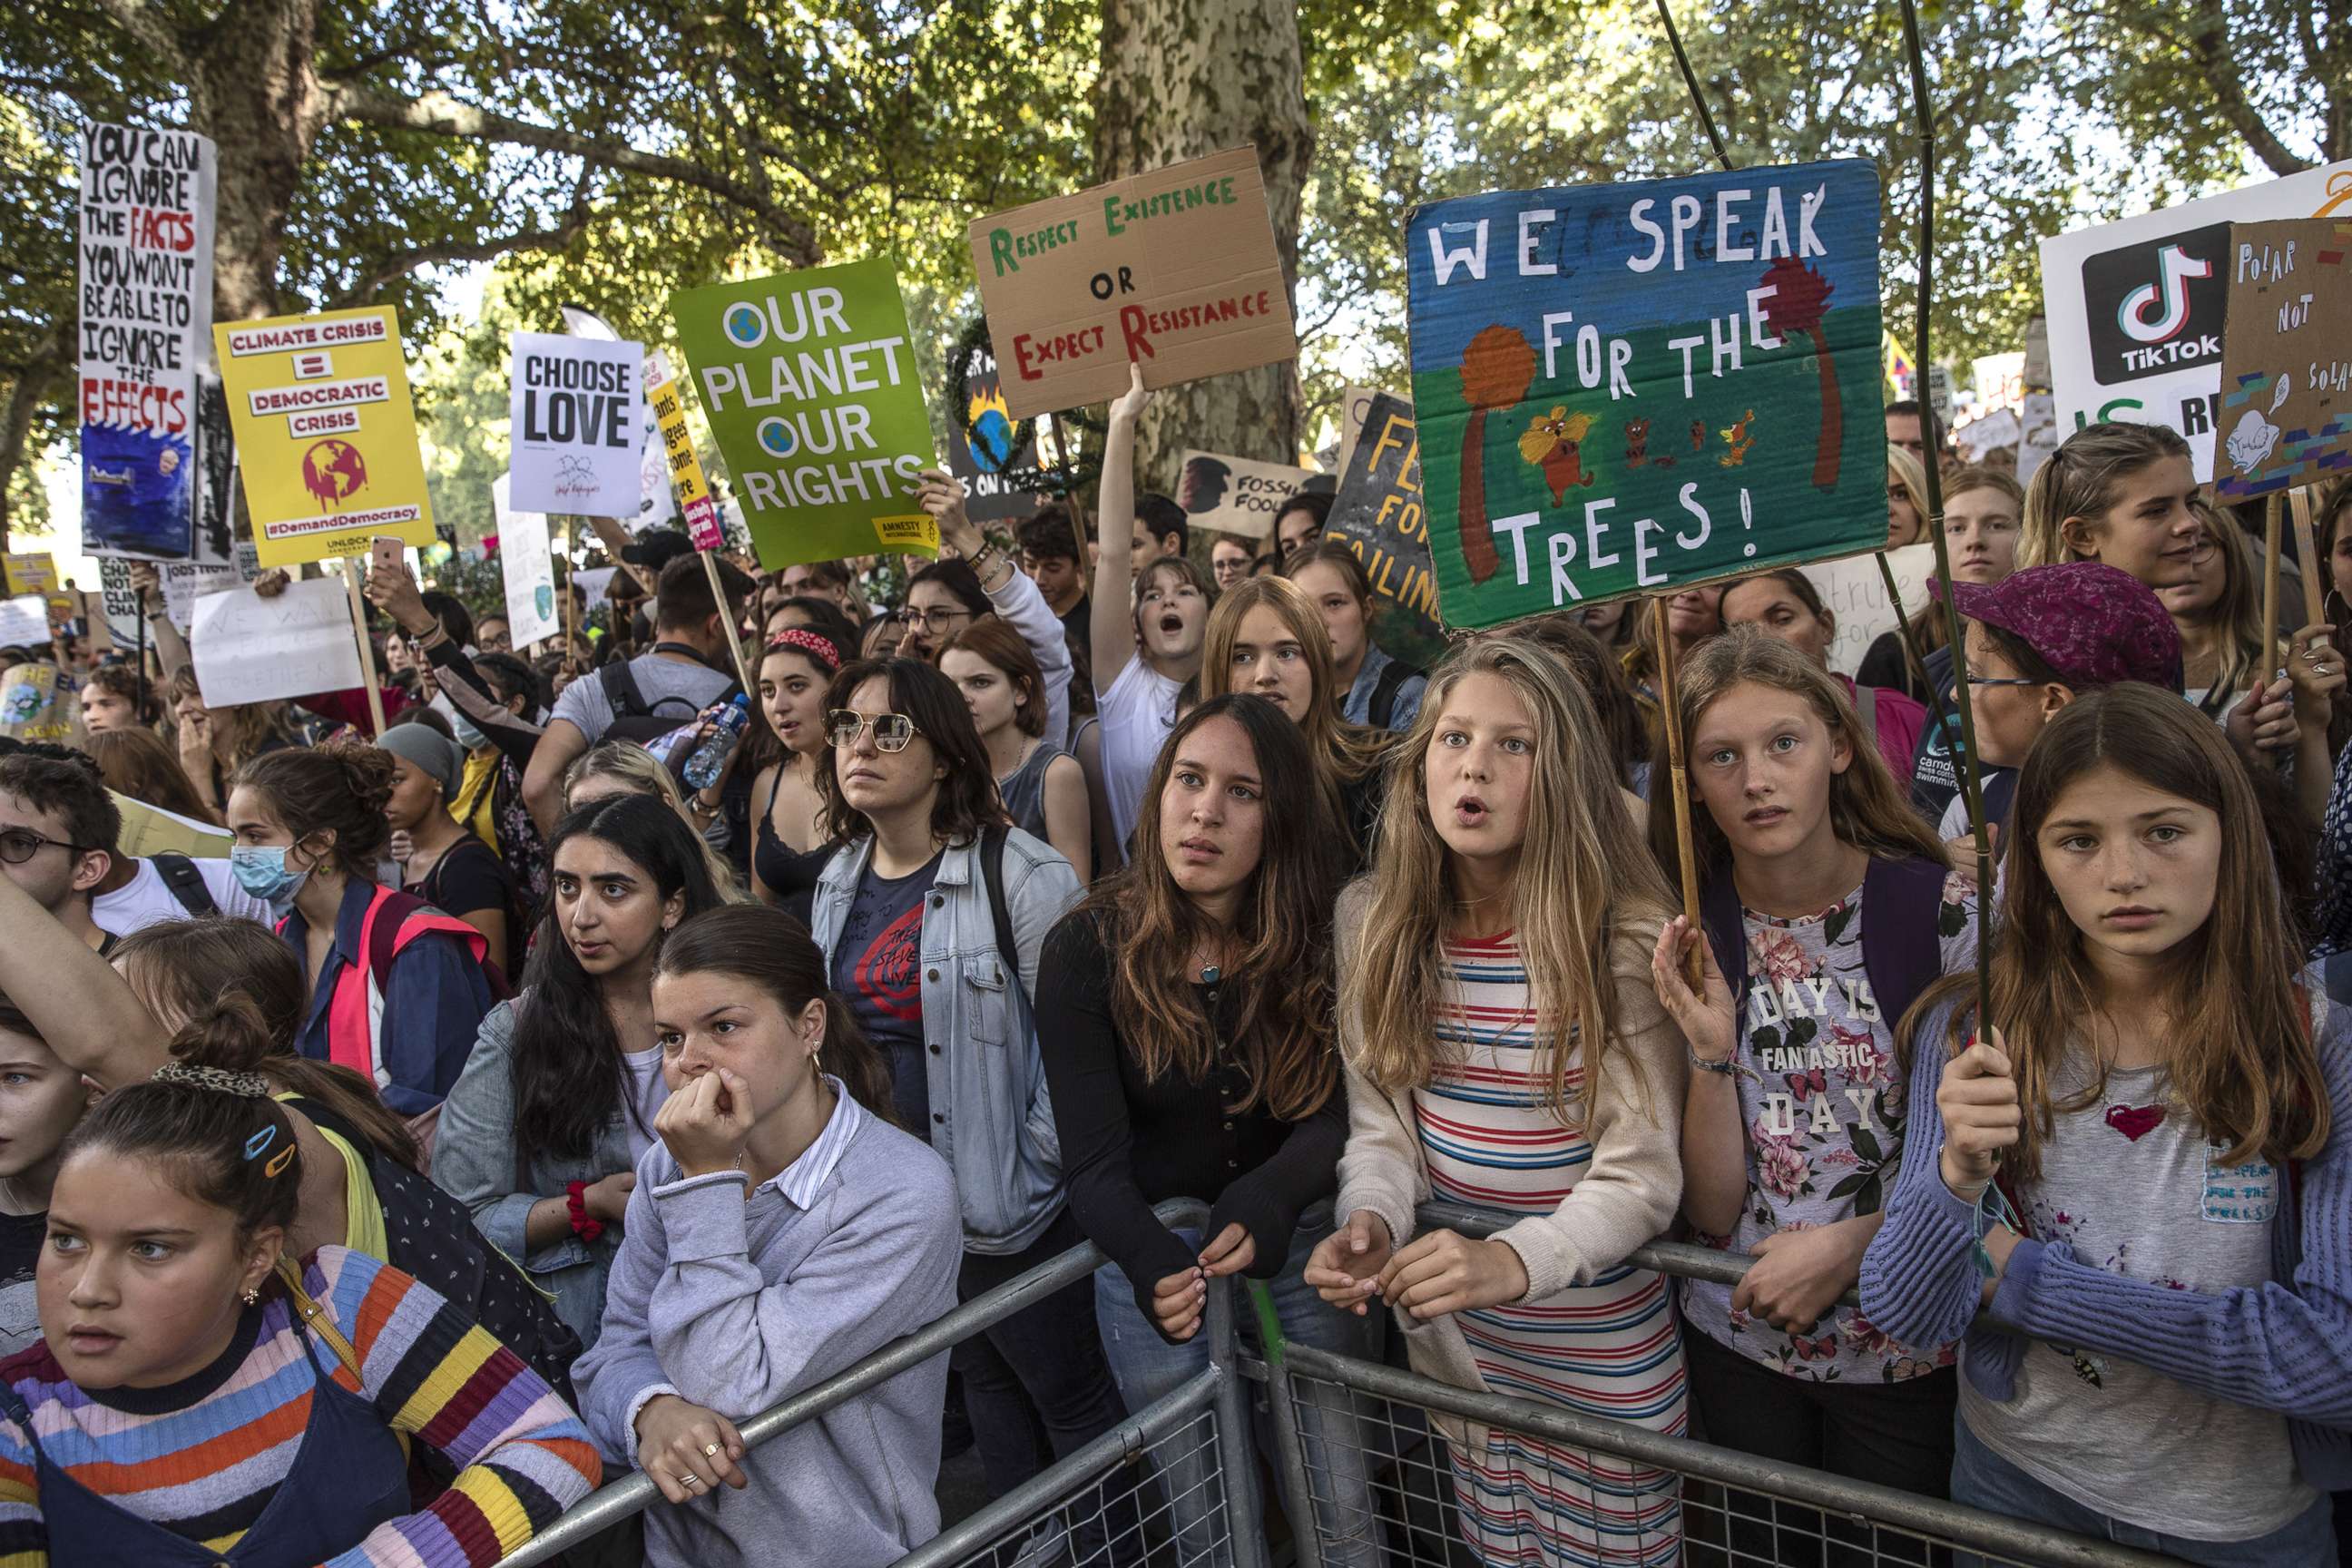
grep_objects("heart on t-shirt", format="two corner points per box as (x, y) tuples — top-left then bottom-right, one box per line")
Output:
(2104, 1102), (2166, 1142)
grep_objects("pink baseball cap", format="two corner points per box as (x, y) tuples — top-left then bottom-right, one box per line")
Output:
(1939, 562), (2183, 691)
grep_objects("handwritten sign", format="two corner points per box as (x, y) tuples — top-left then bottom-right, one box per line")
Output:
(1176, 450), (1313, 542)
(671, 257), (938, 568)
(968, 147), (1297, 419)
(1802, 540), (1936, 679)
(0, 665), (76, 744)
(2038, 161), (2352, 482)
(508, 332), (644, 514)
(947, 345), (1046, 524)
(213, 306), (434, 568)
(1322, 392), (1445, 671)
(160, 561), (243, 634)
(1406, 159), (1888, 628)
(96, 558), (144, 648)
(0, 595), (49, 649)
(494, 472), (562, 648)
(2213, 216), (2352, 498)
(190, 577), (364, 706)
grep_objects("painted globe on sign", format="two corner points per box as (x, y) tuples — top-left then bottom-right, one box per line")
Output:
(300, 438), (368, 506)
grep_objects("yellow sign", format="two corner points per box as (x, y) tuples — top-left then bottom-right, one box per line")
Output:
(646, 352), (723, 550)
(1, 554), (55, 597)
(213, 306), (435, 568)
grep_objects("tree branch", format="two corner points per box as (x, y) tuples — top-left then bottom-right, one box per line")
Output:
(324, 80), (818, 261)
(2176, 0), (2313, 175)
(321, 201), (592, 309)
(92, 0), (187, 66)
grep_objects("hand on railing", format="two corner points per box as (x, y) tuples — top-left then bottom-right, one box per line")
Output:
(634, 1394), (748, 1505)
(1302, 1210), (1394, 1316)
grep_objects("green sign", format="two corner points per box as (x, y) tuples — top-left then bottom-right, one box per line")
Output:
(671, 257), (940, 569)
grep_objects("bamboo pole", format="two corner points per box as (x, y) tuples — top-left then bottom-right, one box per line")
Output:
(1654, 595), (1703, 988)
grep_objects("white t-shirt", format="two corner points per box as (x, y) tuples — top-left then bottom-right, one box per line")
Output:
(1096, 656), (1182, 863)
(93, 856), (273, 937)
(621, 1043), (670, 1162)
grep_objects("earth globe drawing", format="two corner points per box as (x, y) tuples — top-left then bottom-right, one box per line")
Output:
(301, 439), (368, 507)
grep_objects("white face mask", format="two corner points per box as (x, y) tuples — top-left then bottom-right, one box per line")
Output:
(449, 710), (488, 750)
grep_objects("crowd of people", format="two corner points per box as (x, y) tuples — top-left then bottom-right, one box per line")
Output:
(0, 374), (2345, 1568)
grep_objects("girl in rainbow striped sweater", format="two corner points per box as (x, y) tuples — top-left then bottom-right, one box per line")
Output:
(0, 1053), (599, 1568)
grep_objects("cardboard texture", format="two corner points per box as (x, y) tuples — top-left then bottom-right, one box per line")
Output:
(946, 346), (1047, 523)
(2037, 161), (2352, 482)
(1405, 159), (1888, 628)
(671, 257), (938, 568)
(2214, 216), (2352, 498)
(213, 307), (435, 567)
(79, 122), (215, 561)
(968, 147), (1298, 419)
(1175, 450), (1314, 541)
(508, 332), (646, 515)
(1321, 392), (1446, 671)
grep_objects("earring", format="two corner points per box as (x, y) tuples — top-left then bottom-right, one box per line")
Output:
(242, 1286), (260, 1306)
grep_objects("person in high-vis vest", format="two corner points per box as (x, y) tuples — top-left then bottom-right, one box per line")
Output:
(227, 743), (499, 1135)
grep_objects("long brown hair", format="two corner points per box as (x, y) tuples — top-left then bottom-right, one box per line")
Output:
(165, 666), (297, 769)
(1077, 694), (1343, 1120)
(819, 656), (1007, 848)
(936, 616), (1050, 740)
(84, 726), (219, 823)
(1651, 628), (1947, 885)
(1199, 574), (1390, 787)
(1902, 683), (2328, 1183)
(1351, 638), (1677, 1121)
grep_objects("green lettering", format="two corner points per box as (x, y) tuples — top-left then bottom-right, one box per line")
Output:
(1103, 195), (1125, 237)
(1220, 176), (1235, 203)
(988, 227), (1016, 277)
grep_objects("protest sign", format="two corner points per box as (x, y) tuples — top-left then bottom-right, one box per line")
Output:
(1953, 407), (2021, 464)
(1973, 351), (2025, 414)
(0, 665), (77, 745)
(96, 558), (143, 648)
(2017, 314), (2059, 482)
(967, 147), (1297, 419)
(2212, 216), (2352, 499)
(78, 122), (215, 561)
(2, 554), (56, 597)
(494, 472), (562, 648)
(643, 349), (721, 548)
(1405, 159), (1888, 627)
(2038, 161), (2352, 481)
(1322, 392), (1446, 671)
(190, 577), (363, 706)
(213, 307), (434, 567)
(509, 332), (644, 514)
(1803, 540), (1936, 679)
(560, 304), (675, 532)
(161, 561), (250, 635)
(946, 345), (1046, 524)
(0, 595), (49, 648)
(671, 257), (939, 569)
(113, 793), (231, 858)
(1334, 385), (1386, 480)
(1176, 451), (1313, 541)
(574, 566), (618, 607)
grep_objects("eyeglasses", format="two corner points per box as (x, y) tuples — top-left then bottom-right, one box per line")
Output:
(826, 710), (920, 752)
(896, 606), (973, 632)
(0, 828), (91, 865)
(1964, 674), (2043, 690)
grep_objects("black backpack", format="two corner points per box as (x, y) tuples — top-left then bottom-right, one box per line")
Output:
(152, 852), (217, 916)
(594, 643), (742, 749)
(1367, 657), (1426, 731)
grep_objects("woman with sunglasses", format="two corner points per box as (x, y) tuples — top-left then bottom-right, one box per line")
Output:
(906, 470), (1074, 749)
(747, 623), (853, 926)
(807, 656), (1132, 1550)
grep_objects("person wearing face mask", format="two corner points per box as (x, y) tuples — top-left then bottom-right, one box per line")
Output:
(228, 743), (501, 1129)
(379, 719), (518, 975)
(433, 797), (726, 1353)
(909, 469), (1075, 749)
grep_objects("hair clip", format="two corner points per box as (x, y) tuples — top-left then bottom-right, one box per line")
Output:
(243, 1125), (277, 1161)
(264, 1143), (298, 1179)
(153, 1063), (270, 1098)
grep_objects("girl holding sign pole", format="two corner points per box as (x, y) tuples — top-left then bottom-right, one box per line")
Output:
(1862, 684), (2348, 1566)
(1645, 629), (1975, 1564)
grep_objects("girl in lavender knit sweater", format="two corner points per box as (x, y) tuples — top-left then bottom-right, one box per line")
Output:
(1862, 687), (2349, 1566)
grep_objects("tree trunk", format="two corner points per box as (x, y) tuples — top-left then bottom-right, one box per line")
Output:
(0, 323), (71, 552)
(189, 0), (335, 322)
(1094, 0), (1312, 499)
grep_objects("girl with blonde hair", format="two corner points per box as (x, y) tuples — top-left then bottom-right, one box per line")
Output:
(562, 740), (750, 903)
(1886, 444), (1931, 548)
(1305, 636), (1690, 1568)
(2014, 420), (2200, 581)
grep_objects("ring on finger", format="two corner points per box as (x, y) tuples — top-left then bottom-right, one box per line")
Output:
(703, 1442), (722, 1458)
(678, 1474), (701, 1488)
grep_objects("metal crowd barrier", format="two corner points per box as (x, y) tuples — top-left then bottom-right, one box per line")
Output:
(495, 1198), (2185, 1568)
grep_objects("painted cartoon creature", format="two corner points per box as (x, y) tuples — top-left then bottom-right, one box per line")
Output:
(1719, 410), (1758, 467)
(1519, 407), (1600, 503)
(1625, 417), (1674, 470)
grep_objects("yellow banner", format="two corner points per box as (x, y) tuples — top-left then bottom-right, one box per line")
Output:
(213, 306), (435, 568)
(646, 352), (723, 550)
(2, 554), (56, 597)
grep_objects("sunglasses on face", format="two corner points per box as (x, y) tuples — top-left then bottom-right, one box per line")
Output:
(826, 709), (920, 752)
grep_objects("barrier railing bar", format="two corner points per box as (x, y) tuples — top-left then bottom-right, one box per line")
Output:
(1416, 1198), (1861, 1307)
(1209, 1244), (1272, 1568)
(1279, 1341), (2181, 1568)
(495, 1200), (1211, 1566)
(887, 1369), (1225, 1568)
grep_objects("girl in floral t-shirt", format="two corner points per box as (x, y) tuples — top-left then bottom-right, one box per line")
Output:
(1649, 629), (1971, 1563)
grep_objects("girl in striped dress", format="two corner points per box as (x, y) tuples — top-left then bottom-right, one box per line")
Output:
(1308, 637), (1690, 1568)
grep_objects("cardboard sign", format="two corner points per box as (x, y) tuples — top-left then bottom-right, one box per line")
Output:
(1175, 450), (1313, 541)
(113, 792), (231, 858)
(213, 307), (435, 567)
(671, 257), (938, 569)
(2038, 162), (2352, 481)
(0, 595), (49, 649)
(0, 664), (77, 744)
(190, 577), (364, 706)
(946, 345), (1046, 524)
(1803, 540), (1936, 679)
(1405, 159), (1889, 627)
(967, 147), (1298, 419)
(1322, 393), (1446, 671)
(96, 558), (144, 648)
(2213, 216), (2352, 498)
(78, 122), (215, 561)
(507, 333), (644, 514)
(494, 472), (562, 648)
(162, 561), (251, 635)
(644, 349), (721, 548)
(2017, 314), (2059, 482)
(2, 554), (56, 597)
(1333, 385), (1387, 482)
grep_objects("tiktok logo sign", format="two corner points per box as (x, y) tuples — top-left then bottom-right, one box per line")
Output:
(2081, 222), (2230, 385)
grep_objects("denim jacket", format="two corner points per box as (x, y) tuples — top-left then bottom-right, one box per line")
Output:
(810, 828), (1083, 1256)
(432, 997), (641, 1350)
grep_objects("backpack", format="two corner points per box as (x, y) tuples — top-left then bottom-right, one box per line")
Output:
(152, 852), (216, 916)
(1700, 854), (1953, 1049)
(981, 825), (1017, 991)
(595, 643), (742, 747)
(1367, 657), (1426, 732)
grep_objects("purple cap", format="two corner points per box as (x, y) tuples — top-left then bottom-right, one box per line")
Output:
(1938, 562), (2181, 691)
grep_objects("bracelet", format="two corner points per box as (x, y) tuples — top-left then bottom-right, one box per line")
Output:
(564, 1180), (605, 1244)
(1688, 1046), (1739, 1076)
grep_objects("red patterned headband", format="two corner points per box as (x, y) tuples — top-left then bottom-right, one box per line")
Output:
(764, 627), (840, 672)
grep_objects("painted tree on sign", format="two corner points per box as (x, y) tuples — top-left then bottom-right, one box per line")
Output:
(1759, 256), (1842, 491)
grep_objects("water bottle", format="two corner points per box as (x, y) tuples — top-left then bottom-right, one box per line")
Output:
(681, 694), (750, 790)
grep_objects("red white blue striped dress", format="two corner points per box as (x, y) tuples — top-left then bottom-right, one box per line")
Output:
(1412, 932), (1686, 1568)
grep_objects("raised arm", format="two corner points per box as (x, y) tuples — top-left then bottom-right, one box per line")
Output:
(918, 468), (1074, 745)
(1089, 364), (1152, 688)
(0, 874), (167, 1090)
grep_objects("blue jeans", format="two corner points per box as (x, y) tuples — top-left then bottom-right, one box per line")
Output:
(1951, 1411), (2337, 1567)
(1094, 1209), (1383, 1568)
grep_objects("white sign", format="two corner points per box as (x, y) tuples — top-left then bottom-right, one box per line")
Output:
(2038, 162), (2352, 481)
(494, 472), (561, 649)
(508, 332), (645, 515)
(1954, 407), (2022, 463)
(573, 566), (617, 608)
(161, 560), (247, 634)
(0, 595), (49, 649)
(78, 122), (217, 562)
(96, 558), (144, 647)
(1804, 541), (1936, 679)
(2017, 315), (2059, 484)
(191, 577), (363, 706)
(1971, 351), (2025, 414)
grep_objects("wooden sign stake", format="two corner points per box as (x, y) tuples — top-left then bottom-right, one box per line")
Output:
(701, 548), (755, 695)
(1653, 595), (1704, 987)
(340, 557), (387, 737)
(1051, 412), (1092, 568)
(2261, 491), (2284, 687)
(2291, 485), (2326, 629)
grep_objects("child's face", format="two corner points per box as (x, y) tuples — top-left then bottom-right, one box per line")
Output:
(1689, 681), (1850, 866)
(2034, 763), (2222, 972)
(0, 1028), (89, 1186)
